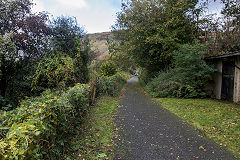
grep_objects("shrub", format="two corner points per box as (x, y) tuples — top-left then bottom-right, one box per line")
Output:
(32, 54), (76, 91)
(100, 60), (117, 76)
(110, 50), (136, 73)
(88, 60), (103, 80)
(172, 44), (215, 92)
(144, 70), (179, 97)
(0, 92), (56, 159)
(145, 44), (215, 98)
(97, 72), (127, 97)
(67, 84), (90, 118)
(0, 70), (128, 159)
(73, 53), (89, 83)
(32, 51), (89, 92)
(138, 69), (153, 86)
(0, 83), (90, 159)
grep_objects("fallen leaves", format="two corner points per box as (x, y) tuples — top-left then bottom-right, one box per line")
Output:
(63, 97), (118, 159)
(156, 98), (240, 158)
(199, 145), (207, 152)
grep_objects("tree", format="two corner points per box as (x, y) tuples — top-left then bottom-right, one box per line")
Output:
(51, 16), (85, 57)
(0, 2), (90, 110)
(113, 0), (200, 74)
(13, 12), (51, 57)
(107, 37), (136, 72)
(1, 0), (51, 57)
(0, 0), (32, 35)
(50, 16), (90, 83)
(0, 35), (16, 101)
(199, 0), (240, 54)
(221, 0), (239, 26)
(31, 53), (77, 90)
(220, 0), (239, 52)
(0, 0), (51, 109)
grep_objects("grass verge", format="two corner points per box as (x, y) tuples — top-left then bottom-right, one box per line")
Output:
(156, 98), (240, 158)
(65, 96), (118, 160)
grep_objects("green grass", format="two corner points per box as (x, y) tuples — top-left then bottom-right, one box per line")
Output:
(156, 98), (240, 158)
(65, 96), (118, 160)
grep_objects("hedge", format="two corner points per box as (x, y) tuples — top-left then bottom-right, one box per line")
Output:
(96, 72), (128, 97)
(0, 72), (130, 159)
(0, 84), (90, 159)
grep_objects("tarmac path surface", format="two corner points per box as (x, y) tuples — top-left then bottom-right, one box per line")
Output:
(114, 77), (236, 160)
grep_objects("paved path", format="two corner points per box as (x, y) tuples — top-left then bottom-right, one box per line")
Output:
(114, 77), (236, 160)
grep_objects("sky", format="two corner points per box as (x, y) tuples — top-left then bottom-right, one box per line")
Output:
(200, 0), (224, 17)
(32, 0), (224, 34)
(32, 0), (122, 33)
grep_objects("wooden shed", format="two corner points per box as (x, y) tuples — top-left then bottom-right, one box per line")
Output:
(206, 52), (240, 102)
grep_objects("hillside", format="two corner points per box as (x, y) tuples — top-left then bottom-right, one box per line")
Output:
(88, 32), (114, 59)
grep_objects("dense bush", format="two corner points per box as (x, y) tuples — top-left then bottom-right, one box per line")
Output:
(100, 60), (117, 76)
(51, 16), (90, 83)
(32, 54), (76, 91)
(144, 70), (179, 97)
(0, 70), (129, 159)
(31, 52), (89, 92)
(0, 15), (90, 110)
(0, 84), (90, 159)
(0, 110), (13, 139)
(89, 55), (131, 99)
(138, 68), (156, 86)
(97, 72), (128, 97)
(0, 1), (51, 110)
(145, 44), (215, 98)
(67, 84), (90, 118)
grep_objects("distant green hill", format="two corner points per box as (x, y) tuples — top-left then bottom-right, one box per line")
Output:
(88, 32), (114, 59)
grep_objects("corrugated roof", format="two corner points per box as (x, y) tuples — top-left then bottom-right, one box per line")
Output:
(205, 52), (240, 59)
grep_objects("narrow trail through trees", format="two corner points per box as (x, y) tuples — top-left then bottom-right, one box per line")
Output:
(114, 77), (236, 160)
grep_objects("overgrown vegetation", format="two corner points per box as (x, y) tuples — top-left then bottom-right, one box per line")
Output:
(97, 72), (129, 97)
(156, 98), (240, 158)
(0, 0), (51, 109)
(202, 0), (240, 55)
(112, 0), (239, 99)
(107, 38), (136, 73)
(0, 69), (129, 159)
(88, 40), (134, 98)
(32, 54), (76, 90)
(100, 60), (118, 76)
(0, 0), (132, 159)
(1, 0), (239, 158)
(113, 0), (199, 73)
(144, 44), (215, 98)
(0, 84), (90, 159)
(0, 0), (89, 110)
(65, 96), (119, 160)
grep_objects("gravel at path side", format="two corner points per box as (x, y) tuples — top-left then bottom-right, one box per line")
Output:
(114, 77), (236, 160)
